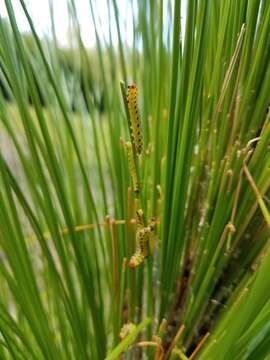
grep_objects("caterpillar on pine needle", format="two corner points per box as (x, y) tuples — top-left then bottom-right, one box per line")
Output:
(126, 84), (143, 156)
(128, 210), (156, 268)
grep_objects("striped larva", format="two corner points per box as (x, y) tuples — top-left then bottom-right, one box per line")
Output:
(128, 227), (150, 268)
(128, 216), (156, 268)
(126, 84), (143, 156)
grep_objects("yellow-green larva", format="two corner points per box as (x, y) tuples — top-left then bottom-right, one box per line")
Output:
(128, 214), (157, 268)
(126, 84), (143, 156)
(128, 227), (150, 268)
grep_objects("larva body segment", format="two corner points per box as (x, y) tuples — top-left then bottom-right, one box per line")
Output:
(136, 209), (144, 230)
(137, 228), (149, 257)
(128, 227), (150, 268)
(147, 217), (156, 234)
(128, 213), (156, 268)
(125, 141), (139, 193)
(126, 84), (143, 156)
(128, 249), (145, 268)
(146, 218), (156, 252)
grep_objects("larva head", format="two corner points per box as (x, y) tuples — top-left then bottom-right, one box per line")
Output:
(136, 209), (144, 217)
(128, 258), (137, 268)
(127, 84), (137, 90)
(128, 255), (143, 268)
(136, 209), (144, 227)
(127, 84), (137, 101)
(128, 245), (145, 267)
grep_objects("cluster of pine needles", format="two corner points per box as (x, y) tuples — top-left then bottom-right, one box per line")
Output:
(0, 0), (270, 359)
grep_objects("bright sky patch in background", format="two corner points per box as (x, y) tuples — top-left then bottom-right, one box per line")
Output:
(0, 0), (128, 47)
(0, 0), (186, 47)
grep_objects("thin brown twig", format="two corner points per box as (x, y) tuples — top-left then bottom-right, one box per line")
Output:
(136, 341), (163, 350)
(26, 217), (160, 243)
(243, 164), (270, 228)
(188, 332), (210, 360)
(234, 178), (270, 243)
(218, 221), (235, 247)
(163, 324), (185, 360)
(154, 343), (162, 360)
(216, 24), (245, 113)
(152, 336), (164, 360)
(226, 149), (257, 251)
(243, 165), (262, 202)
